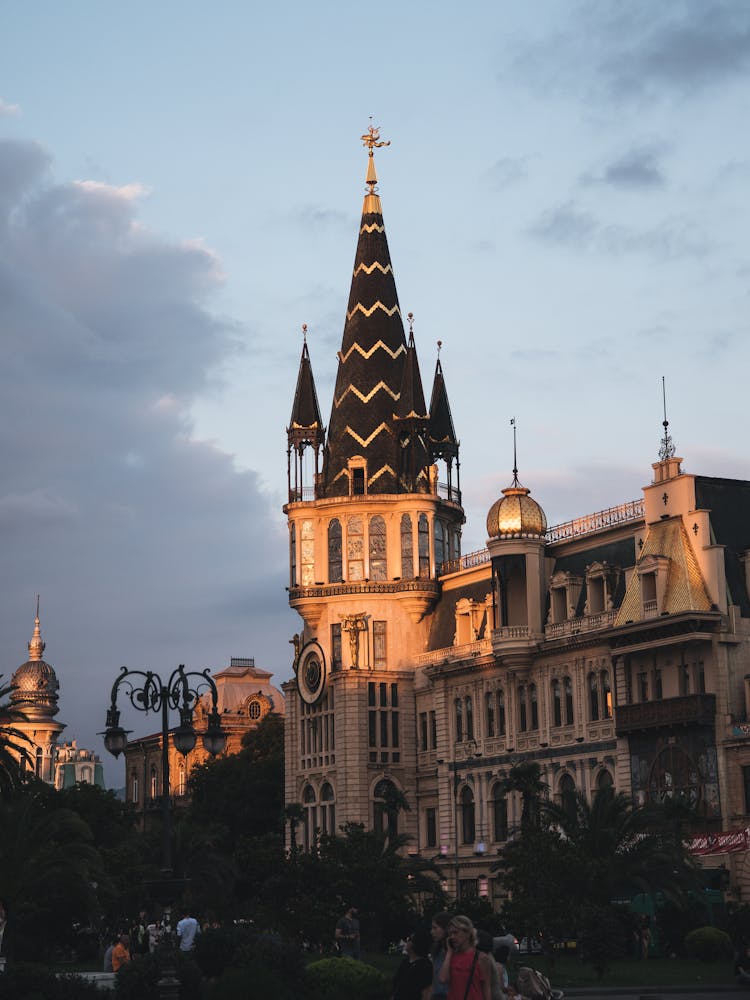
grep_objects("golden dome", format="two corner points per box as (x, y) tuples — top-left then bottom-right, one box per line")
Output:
(486, 484), (547, 540)
(10, 605), (60, 717)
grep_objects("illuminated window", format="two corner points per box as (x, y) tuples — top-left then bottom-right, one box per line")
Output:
(300, 519), (315, 586)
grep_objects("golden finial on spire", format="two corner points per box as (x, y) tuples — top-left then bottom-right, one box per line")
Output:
(28, 594), (46, 661)
(302, 323), (308, 345)
(437, 340), (442, 357)
(407, 311), (414, 336)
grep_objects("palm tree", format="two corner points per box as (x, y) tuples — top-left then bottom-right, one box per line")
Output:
(499, 761), (548, 830)
(0, 676), (31, 799)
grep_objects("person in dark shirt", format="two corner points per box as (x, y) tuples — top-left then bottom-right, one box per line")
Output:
(393, 928), (434, 1000)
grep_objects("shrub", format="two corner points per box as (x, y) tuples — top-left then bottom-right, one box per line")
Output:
(232, 933), (305, 988)
(684, 926), (732, 962)
(207, 961), (295, 1000)
(194, 926), (241, 979)
(114, 950), (202, 1000)
(0, 962), (102, 999)
(305, 956), (388, 1000)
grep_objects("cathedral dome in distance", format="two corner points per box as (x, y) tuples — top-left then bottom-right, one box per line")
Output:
(10, 603), (60, 717)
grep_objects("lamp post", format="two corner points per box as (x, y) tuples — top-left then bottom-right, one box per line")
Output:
(101, 664), (226, 875)
(453, 736), (481, 900)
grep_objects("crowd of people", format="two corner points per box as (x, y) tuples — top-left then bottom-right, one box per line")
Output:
(101, 907), (203, 972)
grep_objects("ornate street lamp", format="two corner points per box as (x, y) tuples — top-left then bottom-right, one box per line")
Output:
(100, 664), (226, 874)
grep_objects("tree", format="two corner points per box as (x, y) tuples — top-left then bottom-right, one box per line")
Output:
(0, 676), (30, 798)
(499, 761), (548, 831)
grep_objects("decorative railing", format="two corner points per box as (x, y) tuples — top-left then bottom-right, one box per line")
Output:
(643, 599), (658, 618)
(615, 694), (716, 734)
(546, 499), (644, 543)
(441, 547), (490, 575)
(287, 487), (316, 503)
(494, 625), (530, 640)
(545, 610), (617, 639)
(289, 579), (440, 600)
(415, 638), (492, 666)
(437, 482), (462, 505)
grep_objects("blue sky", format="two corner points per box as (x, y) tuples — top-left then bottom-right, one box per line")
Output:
(2, 1), (749, 785)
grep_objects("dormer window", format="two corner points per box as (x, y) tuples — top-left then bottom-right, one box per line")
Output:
(348, 457), (367, 496)
(584, 562), (618, 616)
(637, 554), (670, 618)
(548, 571), (583, 624)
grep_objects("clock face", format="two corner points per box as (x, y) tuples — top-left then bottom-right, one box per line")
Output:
(297, 641), (327, 705)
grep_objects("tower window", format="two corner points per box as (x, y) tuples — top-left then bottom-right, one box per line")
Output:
(369, 516), (387, 580)
(400, 514), (414, 578)
(418, 514), (430, 578)
(328, 519), (343, 583)
(352, 467), (365, 495)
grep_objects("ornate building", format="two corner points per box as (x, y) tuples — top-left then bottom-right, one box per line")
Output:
(123, 657), (284, 822)
(282, 131), (750, 902)
(9, 603), (66, 782)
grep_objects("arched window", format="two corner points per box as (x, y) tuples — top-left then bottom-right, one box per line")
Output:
(150, 766), (158, 799)
(303, 784), (317, 850)
(373, 778), (398, 838)
(518, 685), (527, 732)
(497, 690), (506, 736)
(601, 670), (612, 719)
(369, 515), (387, 581)
(300, 519), (315, 586)
(131, 772), (139, 804)
(465, 696), (474, 740)
(400, 514), (414, 578)
(552, 679), (562, 728)
(290, 522), (297, 587)
(435, 520), (445, 571)
(492, 784), (508, 842)
(347, 516), (364, 581)
(328, 519), (342, 582)
(589, 672), (600, 721)
(35, 747), (43, 778)
(418, 514), (430, 578)
(455, 697), (464, 742)
(564, 676), (574, 725)
(597, 769), (614, 791)
(461, 785), (476, 844)
(529, 684), (539, 730)
(320, 782), (336, 835)
(559, 773), (576, 820)
(485, 691), (495, 738)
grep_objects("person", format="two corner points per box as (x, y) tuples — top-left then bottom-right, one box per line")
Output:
(111, 934), (131, 972)
(640, 917), (651, 960)
(393, 928), (434, 1000)
(102, 933), (119, 972)
(439, 915), (491, 1000)
(430, 912), (454, 999)
(493, 945), (514, 1000)
(336, 905), (360, 958)
(477, 930), (505, 1000)
(146, 919), (163, 953)
(735, 944), (750, 985)
(176, 910), (200, 952)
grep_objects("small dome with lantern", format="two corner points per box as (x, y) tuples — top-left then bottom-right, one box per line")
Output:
(10, 604), (60, 718)
(486, 421), (547, 540)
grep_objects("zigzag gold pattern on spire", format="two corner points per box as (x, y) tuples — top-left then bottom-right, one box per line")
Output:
(353, 261), (392, 277)
(339, 340), (407, 364)
(368, 464), (396, 485)
(346, 301), (401, 322)
(360, 222), (386, 234)
(334, 381), (399, 408)
(344, 422), (391, 448)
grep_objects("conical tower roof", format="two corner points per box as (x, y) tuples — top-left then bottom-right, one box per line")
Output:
(323, 126), (410, 497)
(394, 327), (428, 420)
(428, 349), (458, 460)
(288, 327), (324, 449)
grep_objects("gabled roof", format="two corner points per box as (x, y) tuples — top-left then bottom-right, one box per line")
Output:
(615, 517), (713, 625)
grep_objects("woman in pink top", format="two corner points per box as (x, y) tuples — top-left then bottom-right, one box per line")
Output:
(438, 916), (491, 1000)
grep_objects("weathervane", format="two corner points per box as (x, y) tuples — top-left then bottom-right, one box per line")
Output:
(510, 417), (519, 486)
(361, 119), (390, 155)
(658, 376), (676, 461)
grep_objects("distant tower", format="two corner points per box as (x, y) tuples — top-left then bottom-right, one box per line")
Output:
(9, 599), (65, 781)
(283, 128), (465, 846)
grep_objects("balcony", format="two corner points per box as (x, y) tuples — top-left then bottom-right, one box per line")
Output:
(415, 638), (492, 667)
(289, 578), (440, 600)
(615, 694), (716, 735)
(545, 610), (617, 640)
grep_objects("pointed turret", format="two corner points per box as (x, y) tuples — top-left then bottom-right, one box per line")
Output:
(428, 342), (461, 503)
(393, 318), (430, 491)
(323, 126), (416, 497)
(287, 325), (325, 502)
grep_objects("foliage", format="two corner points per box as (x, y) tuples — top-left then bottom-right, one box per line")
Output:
(0, 676), (30, 800)
(0, 788), (102, 962)
(499, 762), (548, 830)
(447, 897), (506, 936)
(114, 949), (202, 1000)
(684, 926), (732, 962)
(577, 904), (629, 980)
(206, 965), (294, 1000)
(0, 962), (103, 1000)
(193, 925), (243, 979)
(305, 956), (388, 1000)
(655, 897), (711, 957)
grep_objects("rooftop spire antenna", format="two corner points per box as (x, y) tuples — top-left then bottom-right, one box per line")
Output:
(437, 339), (442, 358)
(302, 323), (307, 345)
(511, 417), (519, 486)
(658, 376), (676, 461)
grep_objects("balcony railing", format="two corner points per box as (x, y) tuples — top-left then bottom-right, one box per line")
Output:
(546, 499), (644, 543)
(494, 625), (530, 640)
(615, 694), (716, 734)
(289, 579), (440, 600)
(545, 610), (617, 639)
(441, 547), (490, 576)
(437, 482), (462, 505)
(415, 638), (492, 666)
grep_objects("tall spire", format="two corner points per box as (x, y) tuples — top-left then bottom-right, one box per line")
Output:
(324, 125), (420, 496)
(428, 340), (459, 461)
(28, 594), (45, 661)
(393, 314), (430, 492)
(658, 375), (676, 461)
(287, 325), (324, 502)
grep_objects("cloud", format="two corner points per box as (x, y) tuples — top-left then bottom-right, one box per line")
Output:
(0, 136), (295, 784)
(483, 157), (528, 190)
(529, 200), (711, 259)
(583, 145), (667, 189)
(0, 97), (20, 117)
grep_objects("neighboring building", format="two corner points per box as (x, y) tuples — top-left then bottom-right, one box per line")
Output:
(9, 603), (65, 782)
(123, 657), (285, 824)
(54, 740), (105, 789)
(282, 131), (750, 903)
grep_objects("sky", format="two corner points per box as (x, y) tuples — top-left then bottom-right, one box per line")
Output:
(1, 1), (749, 786)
